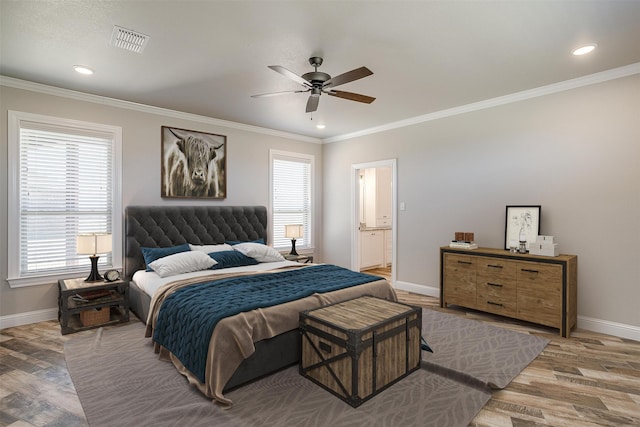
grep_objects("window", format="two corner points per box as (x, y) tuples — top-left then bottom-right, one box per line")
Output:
(8, 111), (122, 287)
(270, 150), (313, 251)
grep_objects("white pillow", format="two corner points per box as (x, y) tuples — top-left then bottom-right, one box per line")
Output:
(149, 251), (217, 278)
(232, 242), (285, 263)
(189, 243), (233, 253)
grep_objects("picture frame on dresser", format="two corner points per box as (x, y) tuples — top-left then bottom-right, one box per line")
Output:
(504, 205), (541, 250)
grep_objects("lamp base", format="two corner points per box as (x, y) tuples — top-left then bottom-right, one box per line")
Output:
(85, 255), (103, 282)
(289, 239), (299, 256)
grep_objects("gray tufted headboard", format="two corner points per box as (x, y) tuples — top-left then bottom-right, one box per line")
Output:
(124, 206), (267, 279)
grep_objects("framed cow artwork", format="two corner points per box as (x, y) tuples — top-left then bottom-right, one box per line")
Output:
(161, 126), (227, 199)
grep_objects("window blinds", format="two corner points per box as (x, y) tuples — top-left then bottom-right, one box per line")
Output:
(18, 123), (113, 276)
(272, 155), (312, 250)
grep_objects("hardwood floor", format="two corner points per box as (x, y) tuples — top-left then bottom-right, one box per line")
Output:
(392, 292), (640, 427)
(1, 283), (639, 426)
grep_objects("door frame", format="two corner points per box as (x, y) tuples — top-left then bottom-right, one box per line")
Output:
(350, 158), (397, 285)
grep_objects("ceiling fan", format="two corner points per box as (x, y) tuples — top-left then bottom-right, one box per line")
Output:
(251, 57), (375, 113)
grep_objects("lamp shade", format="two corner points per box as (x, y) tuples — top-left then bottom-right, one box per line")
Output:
(284, 224), (303, 239)
(76, 233), (112, 255)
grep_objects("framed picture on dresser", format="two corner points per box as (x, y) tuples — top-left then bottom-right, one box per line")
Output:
(504, 205), (541, 250)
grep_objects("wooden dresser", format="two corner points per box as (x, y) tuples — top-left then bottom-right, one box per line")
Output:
(440, 246), (577, 337)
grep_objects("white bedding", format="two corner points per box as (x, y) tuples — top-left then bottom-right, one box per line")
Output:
(132, 260), (302, 297)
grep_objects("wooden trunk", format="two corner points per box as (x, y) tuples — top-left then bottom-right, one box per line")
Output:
(299, 295), (421, 407)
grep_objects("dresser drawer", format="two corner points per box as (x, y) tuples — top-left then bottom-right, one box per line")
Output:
(477, 257), (516, 280)
(477, 278), (517, 298)
(477, 282), (516, 317)
(444, 253), (476, 272)
(443, 254), (477, 307)
(477, 263), (516, 294)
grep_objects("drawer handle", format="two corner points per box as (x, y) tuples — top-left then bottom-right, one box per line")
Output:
(457, 261), (472, 265)
(521, 269), (539, 273)
(487, 282), (503, 288)
(487, 264), (503, 269)
(487, 301), (504, 307)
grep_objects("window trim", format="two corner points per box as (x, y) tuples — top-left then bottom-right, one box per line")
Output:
(7, 110), (123, 288)
(269, 149), (314, 252)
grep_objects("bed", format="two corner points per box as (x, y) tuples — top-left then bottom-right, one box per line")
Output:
(124, 205), (396, 406)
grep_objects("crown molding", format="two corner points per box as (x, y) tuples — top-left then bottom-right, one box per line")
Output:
(0, 76), (322, 144)
(4, 62), (639, 146)
(323, 62), (640, 144)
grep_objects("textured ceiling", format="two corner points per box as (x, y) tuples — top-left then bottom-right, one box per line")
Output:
(2, 1), (640, 140)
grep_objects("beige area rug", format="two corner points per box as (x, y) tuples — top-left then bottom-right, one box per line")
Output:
(64, 309), (549, 427)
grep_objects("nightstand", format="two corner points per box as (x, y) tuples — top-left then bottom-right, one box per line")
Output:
(58, 277), (130, 335)
(284, 254), (314, 263)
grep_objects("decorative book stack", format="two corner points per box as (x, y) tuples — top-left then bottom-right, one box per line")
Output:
(449, 232), (478, 249)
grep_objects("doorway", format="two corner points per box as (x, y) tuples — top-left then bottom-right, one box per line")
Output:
(351, 159), (397, 285)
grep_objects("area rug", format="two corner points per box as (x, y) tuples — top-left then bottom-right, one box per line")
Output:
(64, 309), (549, 427)
(421, 309), (550, 389)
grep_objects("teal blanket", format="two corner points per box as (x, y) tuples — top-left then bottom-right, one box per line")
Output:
(153, 264), (382, 383)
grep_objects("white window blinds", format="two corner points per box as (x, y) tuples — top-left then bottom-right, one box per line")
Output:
(8, 111), (121, 286)
(271, 151), (313, 250)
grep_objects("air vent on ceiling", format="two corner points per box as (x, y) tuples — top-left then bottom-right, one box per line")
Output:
(110, 25), (149, 53)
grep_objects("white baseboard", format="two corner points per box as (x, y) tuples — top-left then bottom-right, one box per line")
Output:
(394, 280), (440, 298)
(394, 280), (639, 342)
(578, 315), (640, 342)
(0, 308), (57, 330)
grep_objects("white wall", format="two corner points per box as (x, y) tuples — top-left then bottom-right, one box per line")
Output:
(0, 83), (323, 321)
(322, 74), (640, 333)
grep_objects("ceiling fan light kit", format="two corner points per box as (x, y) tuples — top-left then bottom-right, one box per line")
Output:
(252, 56), (375, 113)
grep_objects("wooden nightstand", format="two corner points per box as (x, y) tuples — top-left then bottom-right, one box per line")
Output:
(284, 254), (314, 263)
(58, 277), (130, 335)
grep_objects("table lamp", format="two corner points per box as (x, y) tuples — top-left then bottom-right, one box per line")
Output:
(284, 224), (303, 256)
(77, 233), (112, 282)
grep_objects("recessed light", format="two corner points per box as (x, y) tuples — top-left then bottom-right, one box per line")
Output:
(73, 65), (94, 75)
(316, 124), (326, 129)
(572, 44), (597, 56)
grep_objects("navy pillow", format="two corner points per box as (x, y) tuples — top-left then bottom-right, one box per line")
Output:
(208, 250), (259, 270)
(226, 238), (265, 245)
(141, 244), (190, 271)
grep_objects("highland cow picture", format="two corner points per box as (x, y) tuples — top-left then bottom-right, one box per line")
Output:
(161, 126), (226, 199)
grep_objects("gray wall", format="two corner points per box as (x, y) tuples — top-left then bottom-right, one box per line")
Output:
(321, 74), (640, 330)
(2, 73), (639, 336)
(0, 84), (323, 318)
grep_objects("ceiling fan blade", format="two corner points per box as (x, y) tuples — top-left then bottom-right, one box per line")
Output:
(251, 89), (309, 98)
(327, 90), (375, 104)
(324, 66), (373, 88)
(306, 95), (320, 113)
(268, 65), (311, 87)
